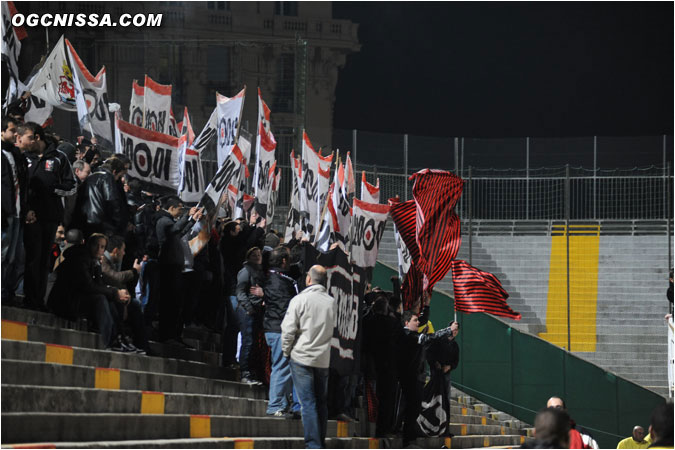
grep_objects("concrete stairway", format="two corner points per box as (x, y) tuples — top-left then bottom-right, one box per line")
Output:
(1, 305), (532, 448)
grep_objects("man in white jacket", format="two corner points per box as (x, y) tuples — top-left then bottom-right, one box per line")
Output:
(281, 265), (335, 449)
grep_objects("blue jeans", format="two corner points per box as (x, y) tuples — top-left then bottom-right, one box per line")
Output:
(236, 307), (254, 375)
(265, 331), (296, 414)
(290, 360), (329, 449)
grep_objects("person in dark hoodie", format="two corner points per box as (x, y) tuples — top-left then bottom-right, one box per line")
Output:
(235, 246), (265, 384)
(155, 195), (203, 344)
(47, 233), (130, 350)
(1, 116), (28, 304)
(20, 122), (76, 310)
(73, 157), (127, 238)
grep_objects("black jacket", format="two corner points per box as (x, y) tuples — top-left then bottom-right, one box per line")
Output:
(47, 245), (118, 320)
(397, 326), (454, 383)
(73, 167), (124, 235)
(236, 262), (265, 315)
(263, 268), (298, 332)
(426, 336), (460, 371)
(155, 209), (194, 266)
(25, 143), (77, 223)
(1, 140), (28, 224)
(220, 222), (265, 295)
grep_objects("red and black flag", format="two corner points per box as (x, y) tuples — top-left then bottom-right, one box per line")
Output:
(389, 169), (464, 310)
(450, 259), (521, 320)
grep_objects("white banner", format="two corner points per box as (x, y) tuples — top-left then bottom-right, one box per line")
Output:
(1, 1), (27, 108)
(188, 144), (246, 256)
(23, 94), (53, 127)
(65, 39), (112, 148)
(27, 35), (77, 111)
(361, 171), (380, 204)
(253, 88), (277, 217)
(143, 75), (171, 134)
(266, 163), (281, 226)
(216, 88), (246, 167)
(167, 108), (179, 137)
(129, 80), (144, 127)
(300, 130), (333, 239)
(345, 152), (355, 197)
(116, 115), (179, 189)
(180, 106), (195, 145)
(350, 198), (390, 268)
(669, 317), (674, 398)
(394, 224), (412, 281)
(285, 151), (303, 243)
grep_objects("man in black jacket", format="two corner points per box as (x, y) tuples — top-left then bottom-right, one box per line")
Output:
(263, 246), (300, 416)
(20, 122), (76, 310)
(73, 157), (127, 238)
(155, 195), (203, 344)
(1, 116), (28, 304)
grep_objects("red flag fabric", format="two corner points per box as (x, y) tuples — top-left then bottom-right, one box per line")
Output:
(451, 259), (521, 320)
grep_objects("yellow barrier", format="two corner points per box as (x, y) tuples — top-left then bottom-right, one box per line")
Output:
(140, 391), (165, 414)
(44, 344), (73, 365)
(1, 320), (27, 341)
(190, 415), (211, 438)
(94, 367), (120, 390)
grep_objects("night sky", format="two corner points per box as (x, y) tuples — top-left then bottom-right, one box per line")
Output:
(332, 2), (673, 139)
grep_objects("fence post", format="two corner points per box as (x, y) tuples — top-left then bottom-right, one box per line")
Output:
(668, 161), (672, 273)
(468, 166), (473, 266)
(460, 137), (465, 179)
(454, 137), (459, 173)
(565, 164), (571, 352)
(404, 134), (409, 201)
(352, 129), (357, 169)
(593, 136), (597, 220)
(526, 137), (530, 220)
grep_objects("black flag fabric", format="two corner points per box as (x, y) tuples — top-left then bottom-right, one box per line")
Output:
(416, 367), (450, 437)
(450, 259), (521, 320)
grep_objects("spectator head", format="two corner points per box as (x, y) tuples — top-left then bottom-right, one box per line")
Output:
(57, 141), (77, 163)
(402, 311), (420, 331)
(306, 265), (327, 288)
(102, 157), (127, 181)
(372, 295), (390, 315)
(72, 160), (91, 182)
(632, 425), (645, 443)
(246, 247), (262, 266)
(83, 145), (101, 166)
(87, 233), (108, 260)
(15, 122), (44, 152)
(2, 116), (18, 144)
(54, 225), (65, 245)
(161, 195), (184, 218)
(533, 407), (570, 449)
(649, 401), (674, 446)
(113, 154), (132, 172)
(65, 229), (84, 245)
(269, 246), (290, 270)
(106, 235), (126, 263)
(389, 294), (402, 315)
(546, 396), (566, 411)
(264, 232), (280, 249)
(6, 103), (24, 123)
(223, 220), (241, 237)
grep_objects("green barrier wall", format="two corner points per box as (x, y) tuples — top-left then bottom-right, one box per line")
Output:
(372, 262), (666, 448)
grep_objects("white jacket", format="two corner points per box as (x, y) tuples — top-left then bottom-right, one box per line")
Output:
(281, 284), (335, 368)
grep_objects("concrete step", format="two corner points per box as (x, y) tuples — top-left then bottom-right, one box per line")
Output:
(1, 360), (266, 399)
(0, 435), (529, 449)
(596, 334), (669, 344)
(1, 339), (234, 381)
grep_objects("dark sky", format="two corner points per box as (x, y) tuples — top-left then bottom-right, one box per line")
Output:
(332, 2), (674, 139)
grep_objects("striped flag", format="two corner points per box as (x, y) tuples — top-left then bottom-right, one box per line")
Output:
(451, 260), (521, 320)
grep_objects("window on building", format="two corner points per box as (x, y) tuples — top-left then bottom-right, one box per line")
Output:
(274, 1), (298, 16)
(208, 1), (230, 10)
(207, 46), (231, 83)
(274, 54), (295, 113)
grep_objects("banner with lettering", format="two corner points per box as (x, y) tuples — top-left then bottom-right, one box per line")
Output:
(304, 245), (366, 376)
(300, 130), (333, 239)
(129, 80), (144, 127)
(23, 94), (53, 127)
(116, 115), (179, 189)
(65, 39), (112, 148)
(1, 1), (27, 109)
(187, 144), (246, 256)
(216, 88), (245, 167)
(350, 198), (390, 268)
(27, 35), (77, 111)
(143, 75), (171, 134)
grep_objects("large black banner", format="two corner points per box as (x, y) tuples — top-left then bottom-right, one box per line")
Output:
(305, 246), (366, 376)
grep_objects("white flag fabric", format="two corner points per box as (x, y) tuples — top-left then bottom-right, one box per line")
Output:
(116, 115), (179, 189)
(345, 152), (356, 197)
(300, 130), (333, 239)
(216, 88), (246, 167)
(1, 1), (27, 109)
(350, 198), (390, 268)
(394, 224), (412, 281)
(331, 161), (352, 247)
(23, 94), (53, 127)
(167, 108), (179, 137)
(266, 163), (281, 226)
(315, 183), (336, 253)
(187, 144), (246, 256)
(180, 106), (195, 145)
(361, 171), (381, 204)
(253, 88), (277, 217)
(143, 75), (171, 134)
(27, 35), (77, 111)
(129, 80), (144, 127)
(65, 39), (112, 148)
(285, 151), (303, 243)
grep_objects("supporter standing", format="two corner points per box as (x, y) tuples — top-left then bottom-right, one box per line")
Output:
(236, 247), (265, 384)
(63, 159), (90, 228)
(281, 265), (334, 449)
(155, 195), (203, 344)
(263, 246), (300, 416)
(1, 116), (28, 304)
(21, 122), (76, 311)
(426, 320), (460, 435)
